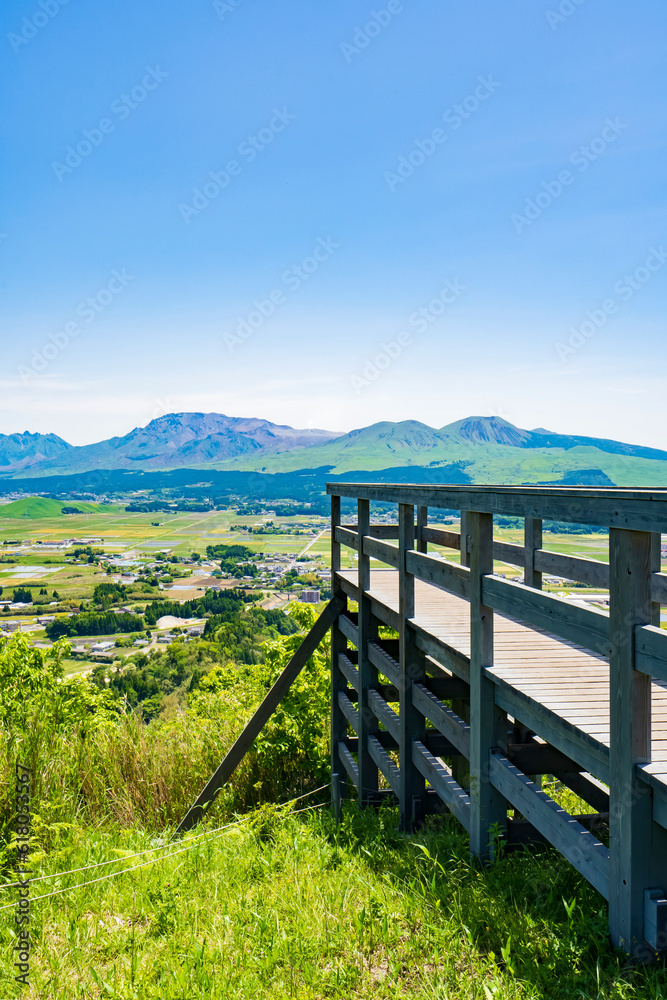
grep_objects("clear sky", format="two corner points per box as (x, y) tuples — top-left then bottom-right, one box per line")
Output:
(1, 0), (666, 447)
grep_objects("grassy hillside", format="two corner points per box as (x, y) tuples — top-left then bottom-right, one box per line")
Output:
(0, 497), (113, 519)
(214, 438), (667, 487)
(3, 803), (665, 999)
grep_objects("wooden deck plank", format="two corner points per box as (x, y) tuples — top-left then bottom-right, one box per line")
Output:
(338, 568), (667, 790)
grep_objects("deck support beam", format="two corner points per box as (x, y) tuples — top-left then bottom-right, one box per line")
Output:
(609, 528), (653, 952)
(357, 498), (379, 805)
(330, 494), (350, 809)
(524, 517), (543, 590)
(399, 503), (426, 828)
(468, 511), (507, 860)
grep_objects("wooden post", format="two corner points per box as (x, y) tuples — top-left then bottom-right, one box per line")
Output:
(524, 517), (543, 590)
(398, 502), (426, 829)
(357, 498), (379, 805)
(468, 511), (506, 860)
(608, 528), (653, 952)
(460, 510), (471, 568)
(417, 505), (428, 554)
(651, 532), (662, 627)
(330, 494), (349, 808)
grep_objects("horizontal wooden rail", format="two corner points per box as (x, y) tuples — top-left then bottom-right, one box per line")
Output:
(338, 691), (359, 736)
(327, 483), (667, 532)
(338, 652), (359, 691)
(488, 753), (609, 898)
(636, 625), (667, 684)
(362, 535), (399, 568)
(412, 682), (471, 757)
(492, 539), (524, 565)
(482, 575), (611, 656)
(335, 526), (359, 550)
(338, 741), (359, 786)
(412, 741), (471, 831)
(534, 549), (608, 588)
(406, 550), (471, 601)
(368, 642), (400, 686)
(368, 689), (400, 742)
(420, 526), (462, 550)
(368, 735), (400, 794)
(338, 614), (358, 647)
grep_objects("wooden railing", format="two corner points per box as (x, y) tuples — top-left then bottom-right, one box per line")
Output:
(328, 484), (667, 957)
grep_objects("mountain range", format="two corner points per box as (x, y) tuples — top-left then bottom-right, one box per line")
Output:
(2, 412), (667, 488)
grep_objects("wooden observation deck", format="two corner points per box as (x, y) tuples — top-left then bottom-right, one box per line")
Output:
(327, 483), (667, 957)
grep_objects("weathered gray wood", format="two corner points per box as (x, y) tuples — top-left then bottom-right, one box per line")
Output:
(368, 641), (400, 687)
(338, 691), (359, 736)
(507, 742), (583, 776)
(608, 528), (653, 950)
(406, 549), (471, 601)
(398, 502), (425, 828)
(412, 682), (470, 756)
(524, 517), (543, 590)
(488, 753), (609, 898)
(635, 624), (667, 684)
(335, 526), (359, 551)
(534, 549), (609, 589)
(368, 735), (400, 795)
(367, 689), (400, 742)
(176, 595), (344, 833)
(652, 572), (667, 605)
(338, 614), (358, 648)
(417, 506), (428, 553)
(469, 511), (507, 859)
(412, 740), (471, 831)
(460, 511), (471, 568)
(413, 626), (471, 682)
(357, 499), (379, 805)
(362, 535), (399, 568)
(492, 539), (525, 566)
(331, 494), (342, 573)
(491, 673), (610, 782)
(338, 651), (359, 691)
(331, 588), (349, 806)
(558, 771), (610, 813)
(482, 575), (611, 656)
(326, 483), (667, 533)
(421, 526), (462, 550)
(652, 533), (662, 624)
(338, 741), (359, 786)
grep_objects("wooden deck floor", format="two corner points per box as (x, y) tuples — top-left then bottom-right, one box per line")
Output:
(338, 568), (667, 792)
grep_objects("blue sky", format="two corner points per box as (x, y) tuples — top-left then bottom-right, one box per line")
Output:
(1, 0), (666, 446)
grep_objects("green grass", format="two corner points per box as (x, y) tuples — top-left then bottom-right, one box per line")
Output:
(1, 802), (666, 999)
(0, 498), (116, 520)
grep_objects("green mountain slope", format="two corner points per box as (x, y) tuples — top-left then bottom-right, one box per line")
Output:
(0, 497), (111, 518)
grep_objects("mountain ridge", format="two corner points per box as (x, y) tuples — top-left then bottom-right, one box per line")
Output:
(1, 412), (666, 487)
